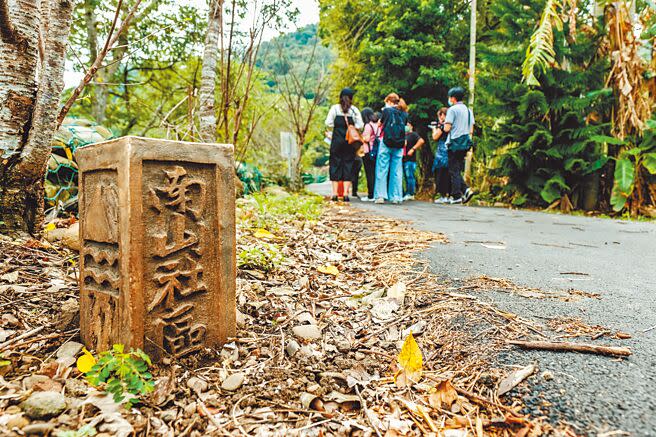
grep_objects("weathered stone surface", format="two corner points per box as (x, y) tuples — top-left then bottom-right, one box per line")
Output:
(76, 137), (236, 361)
(64, 379), (88, 397)
(292, 325), (322, 340)
(20, 392), (66, 419)
(221, 372), (245, 391)
(22, 375), (51, 391)
(56, 341), (83, 359)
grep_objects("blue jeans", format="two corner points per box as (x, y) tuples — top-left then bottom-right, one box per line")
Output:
(374, 141), (403, 202)
(403, 161), (417, 196)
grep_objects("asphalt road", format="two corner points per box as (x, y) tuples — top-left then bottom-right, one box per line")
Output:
(310, 184), (656, 435)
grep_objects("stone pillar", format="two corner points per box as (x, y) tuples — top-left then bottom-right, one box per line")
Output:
(76, 136), (236, 361)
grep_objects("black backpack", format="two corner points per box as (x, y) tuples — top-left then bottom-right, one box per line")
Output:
(383, 108), (406, 148)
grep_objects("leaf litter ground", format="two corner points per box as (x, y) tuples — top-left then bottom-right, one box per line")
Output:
(0, 194), (623, 436)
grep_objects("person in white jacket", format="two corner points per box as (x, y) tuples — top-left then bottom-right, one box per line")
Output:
(325, 88), (364, 201)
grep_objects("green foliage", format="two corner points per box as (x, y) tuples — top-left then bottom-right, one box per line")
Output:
(479, 0), (612, 208)
(258, 24), (335, 94)
(85, 345), (154, 407)
(611, 156), (635, 211)
(643, 153), (656, 174)
(239, 191), (324, 229)
(56, 424), (97, 437)
(522, 0), (562, 86)
(238, 243), (285, 272)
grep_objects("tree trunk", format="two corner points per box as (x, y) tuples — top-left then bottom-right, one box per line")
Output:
(290, 134), (304, 191)
(464, 0), (477, 185)
(82, 0), (104, 123)
(0, 0), (74, 235)
(199, 0), (223, 142)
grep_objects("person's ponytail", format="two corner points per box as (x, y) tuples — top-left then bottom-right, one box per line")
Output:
(340, 95), (352, 114)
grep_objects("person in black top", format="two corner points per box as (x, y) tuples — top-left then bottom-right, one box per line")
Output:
(325, 88), (364, 201)
(402, 122), (425, 200)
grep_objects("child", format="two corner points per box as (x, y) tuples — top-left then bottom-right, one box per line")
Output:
(403, 122), (425, 200)
(432, 107), (451, 203)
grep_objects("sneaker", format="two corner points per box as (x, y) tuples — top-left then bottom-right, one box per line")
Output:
(343, 196), (350, 202)
(434, 197), (450, 204)
(391, 200), (402, 205)
(403, 194), (415, 201)
(331, 196), (339, 202)
(450, 197), (463, 204)
(374, 198), (385, 204)
(463, 188), (474, 204)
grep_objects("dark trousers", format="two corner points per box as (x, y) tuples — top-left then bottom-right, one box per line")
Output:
(434, 167), (451, 197)
(362, 154), (376, 199)
(447, 150), (468, 199)
(352, 158), (363, 196)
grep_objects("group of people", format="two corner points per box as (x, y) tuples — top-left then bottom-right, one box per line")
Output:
(325, 87), (475, 205)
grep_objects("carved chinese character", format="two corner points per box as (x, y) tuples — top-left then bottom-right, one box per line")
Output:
(155, 304), (207, 357)
(154, 166), (206, 219)
(148, 254), (208, 312)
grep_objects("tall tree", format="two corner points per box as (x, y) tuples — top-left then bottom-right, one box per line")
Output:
(198, 0), (297, 152)
(275, 38), (332, 190)
(199, 0), (223, 142)
(0, 0), (74, 235)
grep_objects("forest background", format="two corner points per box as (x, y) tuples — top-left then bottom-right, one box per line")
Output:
(2, 0), (656, 236)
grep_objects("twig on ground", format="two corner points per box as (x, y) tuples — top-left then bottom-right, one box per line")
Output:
(0, 325), (45, 351)
(508, 340), (631, 357)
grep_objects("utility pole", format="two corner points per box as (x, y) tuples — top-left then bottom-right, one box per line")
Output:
(465, 0), (477, 184)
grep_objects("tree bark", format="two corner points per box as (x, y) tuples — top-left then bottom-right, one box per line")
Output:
(82, 0), (104, 122)
(464, 0), (477, 185)
(199, 0), (222, 142)
(0, 0), (74, 235)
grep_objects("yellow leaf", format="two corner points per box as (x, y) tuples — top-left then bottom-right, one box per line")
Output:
(45, 223), (56, 232)
(317, 264), (339, 276)
(253, 228), (275, 239)
(397, 332), (423, 385)
(77, 347), (96, 374)
(64, 147), (73, 161)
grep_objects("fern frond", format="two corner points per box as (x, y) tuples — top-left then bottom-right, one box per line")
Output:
(522, 0), (563, 87)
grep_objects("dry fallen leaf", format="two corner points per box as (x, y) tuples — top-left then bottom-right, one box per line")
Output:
(387, 282), (407, 302)
(396, 332), (422, 387)
(317, 264), (339, 276)
(429, 380), (459, 409)
(498, 364), (536, 396)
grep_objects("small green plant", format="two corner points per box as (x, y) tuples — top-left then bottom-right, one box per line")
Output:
(239, 191), (323, 230)
(238, 242), (285, 272)
(85, 344), (154, 407)
(56, 424), (97, 437)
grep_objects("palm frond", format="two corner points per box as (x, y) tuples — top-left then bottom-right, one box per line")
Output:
(522, 0), (563, 87)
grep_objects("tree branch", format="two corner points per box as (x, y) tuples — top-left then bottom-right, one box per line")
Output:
(57, 0), (144, 125)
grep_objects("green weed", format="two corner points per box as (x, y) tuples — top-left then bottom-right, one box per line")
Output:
(238, 190), (323, 230)
(85, 344), (154, 407)
(238, 243), (285, 272)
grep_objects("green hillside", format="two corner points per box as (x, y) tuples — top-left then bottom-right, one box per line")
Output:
(257, 24), (335, 96)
